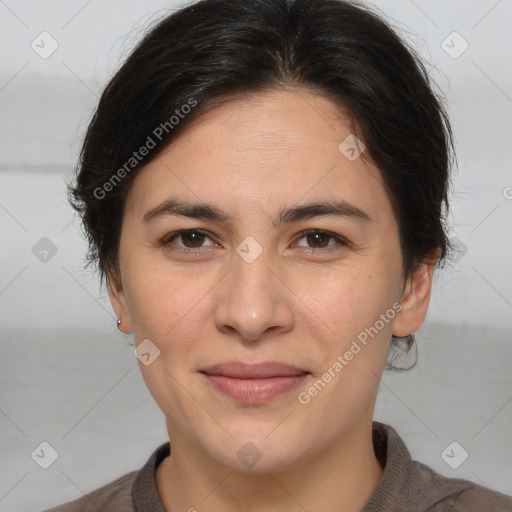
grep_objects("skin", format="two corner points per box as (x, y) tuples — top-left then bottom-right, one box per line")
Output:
(108, 88), (436, 512)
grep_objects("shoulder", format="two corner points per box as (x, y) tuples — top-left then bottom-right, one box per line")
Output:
(367, 422), (512, 512)
(409, 460), (512, 511)
(41, 440), (170, 512)
(41, 471), (137, 512)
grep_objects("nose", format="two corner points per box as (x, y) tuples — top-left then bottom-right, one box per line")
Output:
(214, 248), (294, 342)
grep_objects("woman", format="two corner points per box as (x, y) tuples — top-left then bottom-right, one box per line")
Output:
(45, 0), (512, 510)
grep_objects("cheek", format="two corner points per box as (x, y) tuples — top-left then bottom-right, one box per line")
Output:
(295, 269), (399, 427)
(125, 264), (214, 424)
(124, 259), (207, 338)
(301, 264), (401, 344)
(125, 253), (402, 350)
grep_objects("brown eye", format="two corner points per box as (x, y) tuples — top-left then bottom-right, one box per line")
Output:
(296, 230), (348, 250)
(305, 231), (330, 248)
(178, 230), (207, 248)
(162, 230), (214, 251)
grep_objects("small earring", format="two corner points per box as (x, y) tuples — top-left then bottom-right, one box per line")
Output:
(117, 317), (122, 326)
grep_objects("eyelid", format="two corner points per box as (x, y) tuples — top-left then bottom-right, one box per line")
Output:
(160, 229), (216, 249)
(161, 228), (350, 253)
(295, 229), (350, 249)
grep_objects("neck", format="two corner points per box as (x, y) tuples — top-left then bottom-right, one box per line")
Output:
(156, 419), (383, 512)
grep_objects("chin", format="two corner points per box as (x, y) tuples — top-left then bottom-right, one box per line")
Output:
(198, 425), (304, 473)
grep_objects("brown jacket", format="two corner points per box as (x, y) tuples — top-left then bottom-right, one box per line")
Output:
(43, 422), (512, 511)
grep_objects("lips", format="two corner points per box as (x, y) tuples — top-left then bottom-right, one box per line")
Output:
(200, 362), (310, 404)
(201, 361), (308, 378)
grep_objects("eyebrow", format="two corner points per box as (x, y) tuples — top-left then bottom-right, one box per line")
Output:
(142, 196), (371, 227)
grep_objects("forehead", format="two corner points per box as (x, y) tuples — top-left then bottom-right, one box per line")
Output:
(124, 89), (390, 224)
(172, 88), (358, 155)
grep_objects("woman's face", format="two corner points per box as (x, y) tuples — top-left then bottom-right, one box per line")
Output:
(110, 89), (432, 471)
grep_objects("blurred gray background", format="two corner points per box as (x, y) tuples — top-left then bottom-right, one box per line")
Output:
(0, 0), (511, 510)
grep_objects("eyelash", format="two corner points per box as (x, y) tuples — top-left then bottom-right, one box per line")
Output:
(160, 229), (349, 254)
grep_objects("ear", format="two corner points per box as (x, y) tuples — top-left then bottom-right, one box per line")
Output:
(392, 251), (438, 337)
(107, 267), (133, 333)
